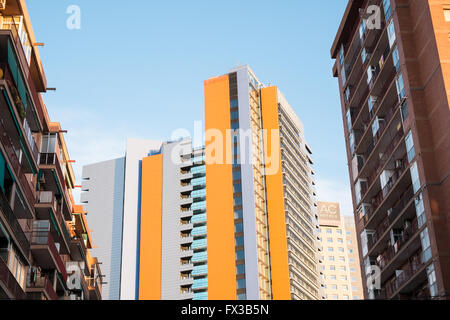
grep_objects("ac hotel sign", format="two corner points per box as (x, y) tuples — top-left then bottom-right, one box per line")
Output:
(317, 202), (341, 227)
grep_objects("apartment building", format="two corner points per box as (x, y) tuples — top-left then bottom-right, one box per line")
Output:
(203, 65), (321, 300)
(83, 66), (322, 300)
(331, 0), (450, 299)
(0, 0), (102, 300)
(317, 202), (364, 300)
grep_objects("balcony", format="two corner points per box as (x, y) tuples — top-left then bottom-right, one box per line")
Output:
(87, 276), (102, 300)
(35, 192), (71, 254)
(70, 237), (87, 263)
(191, 213), (207, 225)
(0, 256), (26, 300)
(29, 230), (68, 281)
(179, 275), (194, 286)
(0, 16), (47, 122)
(38, 153), (72, 220)
(374, 219), (426, 284)
(0, 188), (30, 258)
(384, 250), (430, 299)
(192, 251), (207, 264)
(366, 186), (416, 255)
(0, 112), (36, 214)
(26, 272), (57, 300)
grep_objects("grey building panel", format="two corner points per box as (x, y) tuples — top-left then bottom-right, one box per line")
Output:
(161, 141), (191, 300)
(236, 67), (260, 300)
(81, 157), (126, 300)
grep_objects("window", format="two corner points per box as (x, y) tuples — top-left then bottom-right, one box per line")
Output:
(339, 257), (346, 262)
(350, 258), (355, 263)
(326, 229), (332, 234)
(444, 9), (450, 21)
(383, 0), (392, 21)
(341, 275), (348, 281)
(337, 229), (343, 235)
(330, 275), (337, 280)
(350, 268), (356, 272)
(338, 247), (344, 253)
(401, 100), (409, 122)
(340, 266), (347, 271)
(328, 247), (334, 252)
(352, 277), (357, 282)
(346, 109), (353, 131)
(236, 264), (245, 275)
(387, 20), (396, 47)
(331, 284), (338, 290)
(339, 45), (345, 66)
(235, 223), (243, 233)
(405, 130), (415, 162)
(346, 231), (351, 236)
(343, 295), (350, 300)
(393, 46), (400, 71)
(237, 279), (246, 290)
(337, 238), (343, 244)
(396, 73), (405, 101)
(353, 296), (359, 300)
(342, 285), (349, 291)
(330, 266), (336, 271)
(410, 161), (420, 194)
(352, 286), (358, 291)
(327, 238), (333, 243)
(235, 236), (244, 247)
(348, 240), (352, 245)
(332, 295), (339, 300)
(329, 256), (335, 262)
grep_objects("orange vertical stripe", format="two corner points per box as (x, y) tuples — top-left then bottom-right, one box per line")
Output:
(139, 154), (163, 300)
(261, 86), (291, 300)
(204, 75), (237, 300)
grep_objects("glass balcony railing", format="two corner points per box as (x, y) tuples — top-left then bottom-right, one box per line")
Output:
(191, 166), (206, 175)
(191, 177), (206, 187)
(192, 226), (207, 237)
(191, 189), (206, 199)
(192, 251), (207, 263)
(193, 291), (208, 300)
(192, 265), (208, 277)
(192, 278), (208, 290)
(191, 201), (206, 212)
(191, 214), (207, 225)
(192, 238), (207, 250)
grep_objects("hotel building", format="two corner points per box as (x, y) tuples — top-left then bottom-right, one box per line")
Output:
(331, 0), (450, 299)
(0, 0), (102, 300)
(82, 66), (323, 300)
(317, 202), (364, 300)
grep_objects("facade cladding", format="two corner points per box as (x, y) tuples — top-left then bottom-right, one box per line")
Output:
(331, 0), (450, 299)
(81, 158), (125, 300)
(0, 0), (103, 300)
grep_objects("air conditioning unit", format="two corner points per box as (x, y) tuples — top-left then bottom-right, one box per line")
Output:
(0, 1), (6, 11)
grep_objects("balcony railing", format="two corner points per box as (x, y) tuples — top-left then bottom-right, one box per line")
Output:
(0, 117), (36, 209)
(363, 154), (410, 222)
(0, 189), (30, 257)
(0, 16), (46, 128)
(384, 250), (428, 298)
(367, 186), (415, 252)
(27, 271), (58, 300)
(30, 230), (68, 281)
(375, 218), (420, 271)
(0, 256), (26, 299)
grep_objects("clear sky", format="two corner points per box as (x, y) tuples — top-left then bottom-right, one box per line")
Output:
(27, 0), (353, 215)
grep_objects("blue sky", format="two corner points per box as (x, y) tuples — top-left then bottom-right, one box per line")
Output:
(27, 0), (353, 215)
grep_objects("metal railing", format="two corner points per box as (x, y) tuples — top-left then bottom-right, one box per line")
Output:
(0, 189), (30, 256)
(27, 271), (57, 300)
(30, 230), (68, 281)
(0, 117), (36, 209)
(0, 255), (26, 299)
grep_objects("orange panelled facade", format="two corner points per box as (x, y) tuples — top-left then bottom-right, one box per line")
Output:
(204, 75), (237, 300)
(138, 155), (163, 300)
(260, 86), (291, 300)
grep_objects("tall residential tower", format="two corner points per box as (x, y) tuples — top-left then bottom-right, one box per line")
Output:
(331, 0), (450, 299)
